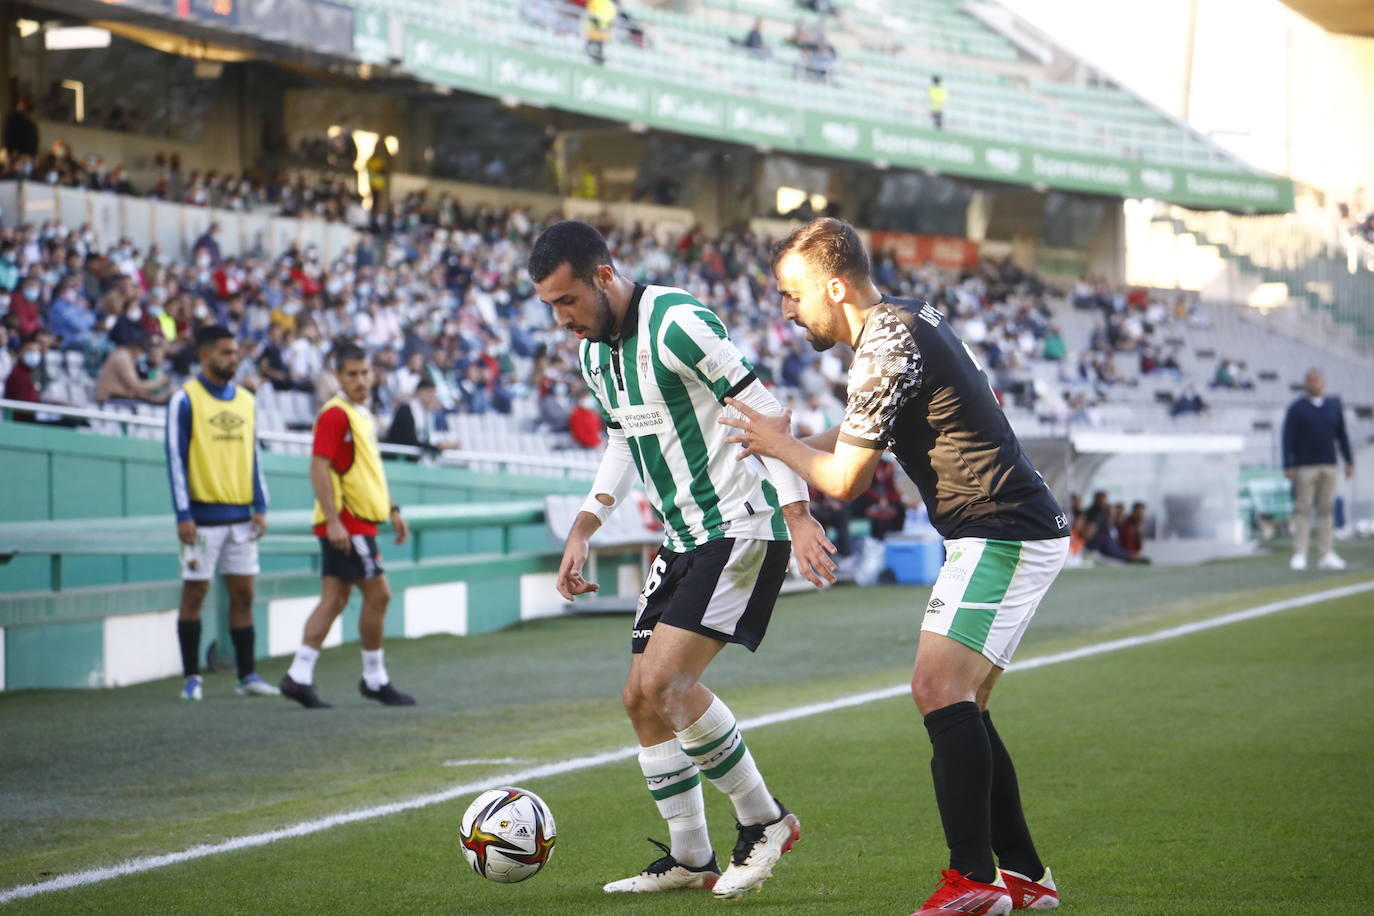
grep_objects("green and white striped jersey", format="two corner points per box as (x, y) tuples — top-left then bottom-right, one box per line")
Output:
(578, 284), (790, 552)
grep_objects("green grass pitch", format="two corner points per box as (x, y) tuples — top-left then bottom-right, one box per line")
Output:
(2, 544), (1372, 913)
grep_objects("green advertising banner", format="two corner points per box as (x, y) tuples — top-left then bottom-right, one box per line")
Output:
(801, 112), (1294, 211)
(353, 9), (390, 65)
(397, 22), (1292, 213)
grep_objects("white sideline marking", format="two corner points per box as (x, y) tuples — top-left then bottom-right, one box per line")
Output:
(3, 579), (1370, 905)
(441, 758), (534, 767)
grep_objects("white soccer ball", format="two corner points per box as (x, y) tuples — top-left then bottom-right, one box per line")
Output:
(458, 787), (557, 883)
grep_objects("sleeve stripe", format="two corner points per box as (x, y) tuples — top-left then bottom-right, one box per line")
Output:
(838, 431), (887, 450)
(166, 390), (192, 514)
(721, 371), (757, 403)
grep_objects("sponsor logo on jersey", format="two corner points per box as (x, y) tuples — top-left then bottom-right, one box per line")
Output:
(615, 405), (672, 436)
(697, 340), (744, 382)
(1055, 514), (1068, 530)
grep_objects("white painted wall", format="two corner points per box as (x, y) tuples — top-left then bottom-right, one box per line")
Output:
(519, 573), (564, 621)
(268, 596), (342, 657)
(103, 609), (182, 687)
(403, 582), (469, 637)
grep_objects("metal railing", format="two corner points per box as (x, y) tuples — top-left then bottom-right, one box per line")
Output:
(0, 398), (599, 479)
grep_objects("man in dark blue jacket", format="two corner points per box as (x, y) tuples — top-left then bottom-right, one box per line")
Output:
(1282, 369), (1353, 571)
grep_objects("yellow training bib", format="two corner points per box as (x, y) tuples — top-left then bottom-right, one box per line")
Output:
(185, 378), (256, 506)
(312, 395), (391, 525)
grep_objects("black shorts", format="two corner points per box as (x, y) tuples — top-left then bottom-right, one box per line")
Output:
(319, 535), (385, 582)
(631, 538), (791, 654)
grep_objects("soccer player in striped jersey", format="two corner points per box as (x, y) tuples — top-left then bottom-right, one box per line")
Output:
(530, 221), (837, 899)
(722, 218), (1068, 914)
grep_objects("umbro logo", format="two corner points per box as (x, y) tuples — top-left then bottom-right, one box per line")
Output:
(925, 598), (945, 615)
(207, 411), (243, 433)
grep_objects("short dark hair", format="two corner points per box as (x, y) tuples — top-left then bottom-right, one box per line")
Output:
(333, 342), (368, 370)
(194, 325), (234, 351)
(415, 377), (436, 391)
(527, 220), (613, 285)
(772, 217), (872, 284)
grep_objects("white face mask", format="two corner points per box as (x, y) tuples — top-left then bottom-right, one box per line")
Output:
(23, 350), (42, 368)
(195, 305), (210, 320)
(127, 308), (142, 321)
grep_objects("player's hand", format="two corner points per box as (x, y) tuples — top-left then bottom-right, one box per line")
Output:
(326, 519), (351, 552)
(177, 520), (197, 546)
(556, 536), (599, 601)
(251, 513), (268, 540)
(391, 510), (409, 545)
(1346, 464), (1355, 479)
(784, 509), (838, 588)
(720, 398), (793, 461)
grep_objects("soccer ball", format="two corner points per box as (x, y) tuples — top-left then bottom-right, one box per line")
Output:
(459, 787), (557, 883)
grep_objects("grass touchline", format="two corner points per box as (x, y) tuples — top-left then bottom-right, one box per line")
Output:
(2, 578), (1370, 906)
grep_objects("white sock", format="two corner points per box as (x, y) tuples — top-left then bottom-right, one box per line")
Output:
(362, 648), (388, 690)
(639, 739), (713, 868)
(676, 696), (780, 826)
(287, 645), (320, 685)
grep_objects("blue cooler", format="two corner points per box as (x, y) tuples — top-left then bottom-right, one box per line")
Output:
(884, 538), (945, 585)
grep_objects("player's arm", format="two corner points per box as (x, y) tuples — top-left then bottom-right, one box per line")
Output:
(166, 389), (196, 545)
(802, 425), (841, 453)
(722, 405), (884, 501)
(311, 407), (350, 551)
(724, 316), (922, 502)
(251, 434), (269, 538)
(559, 425), (635, 600)
(727, 379), (837, 585)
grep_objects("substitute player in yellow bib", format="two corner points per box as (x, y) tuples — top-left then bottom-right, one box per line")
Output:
(165, 325), (277, 700)
(279, 343), (413, 709)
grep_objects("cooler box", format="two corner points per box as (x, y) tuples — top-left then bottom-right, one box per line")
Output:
(884, 538), (944, 585)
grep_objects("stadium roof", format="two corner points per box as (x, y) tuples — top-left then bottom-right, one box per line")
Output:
(1282, 0), (1374, 37)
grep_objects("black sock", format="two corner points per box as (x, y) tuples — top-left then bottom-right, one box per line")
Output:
(230, 626), (256, 680)
(177, 620), (202, 677)
(984, 710), (1044, 880)
(924, 701), (996, 883)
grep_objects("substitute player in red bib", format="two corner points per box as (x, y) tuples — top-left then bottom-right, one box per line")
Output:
(279, 343), (414, 709)
(723, 219), (1067, 914)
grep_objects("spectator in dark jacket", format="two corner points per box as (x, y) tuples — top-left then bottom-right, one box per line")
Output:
(1282, 368), (1353, 571)
(2, 97), (39, 161)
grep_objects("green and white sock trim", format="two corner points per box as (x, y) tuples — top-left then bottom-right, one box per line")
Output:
(638, 739), (711, 867)
(677, 696), (779, 825)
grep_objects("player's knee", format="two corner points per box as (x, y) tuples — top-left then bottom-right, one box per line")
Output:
(621, 681), (650, 718)
(638, 666), (694, 717)
(910, 669), (962, 715)
(368, 579), (392, 607)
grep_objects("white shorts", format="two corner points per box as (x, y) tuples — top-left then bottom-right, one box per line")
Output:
(180, 521), (260, 581)
(921, 536), (1069, 668)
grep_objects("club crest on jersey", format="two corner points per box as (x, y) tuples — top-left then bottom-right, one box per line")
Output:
(638, 349), (651, 380)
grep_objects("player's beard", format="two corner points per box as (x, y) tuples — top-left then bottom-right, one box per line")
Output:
(587, 286), (617, 343)
(802, 307), (841, 352)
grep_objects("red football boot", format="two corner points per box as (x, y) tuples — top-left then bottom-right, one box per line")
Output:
(1001, 867), (1059, 910)
(908, 869), (1013, 915)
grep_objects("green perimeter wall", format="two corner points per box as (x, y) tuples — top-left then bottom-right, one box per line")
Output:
(0, 424), (640, 690)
